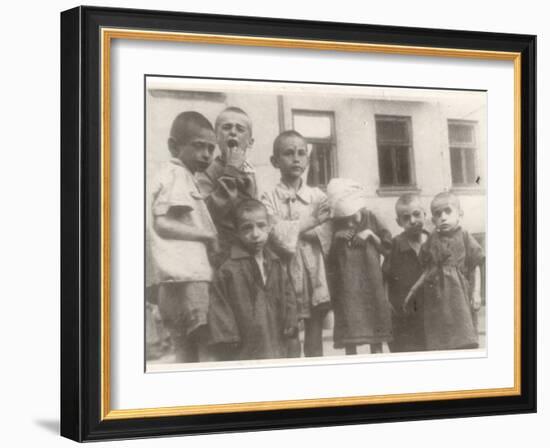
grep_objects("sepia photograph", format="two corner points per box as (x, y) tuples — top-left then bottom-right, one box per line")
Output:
(59, 6), (536, 440)
(144, 76), (487, 372)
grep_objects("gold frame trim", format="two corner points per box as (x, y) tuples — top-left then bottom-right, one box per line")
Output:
(100, 28), (522, 421)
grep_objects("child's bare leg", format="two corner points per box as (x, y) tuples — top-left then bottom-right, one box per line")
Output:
(158, 283), (200, 363)
(172, 332), (199, 363)
(198, 344), (227, 362)
(345, 344), (357, 355)
(370, 342), (383, 354)
(286, 335), (302, 358)
(304, 309), (325, 357)
(191, 326), (221, 362)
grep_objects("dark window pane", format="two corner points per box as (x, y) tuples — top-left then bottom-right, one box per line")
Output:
(307, 143), (332, 187)
(316, 144), (327, 185)
(450, 147), (464, 184)
(449, 123), (475, 144)
(395, 145), (411, 185)
(464, 148), (476, 184)
(307, 146), (321, 187)
(376, 119), (409, 143)
(378, 145), (395, 186)
(319, 143), (331, 185)
(376, 116), (414, 187)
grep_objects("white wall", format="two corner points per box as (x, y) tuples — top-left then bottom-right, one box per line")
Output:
(1, 1), (545, 447)
(147, 88), (486, 235)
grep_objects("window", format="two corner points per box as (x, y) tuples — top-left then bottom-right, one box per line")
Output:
(448, 120), (478, 186)
(292, 111), (335, 188)
(375, 115), (415, 187)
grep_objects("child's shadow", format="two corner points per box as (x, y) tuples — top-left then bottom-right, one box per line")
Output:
(34, 419), (59, 434)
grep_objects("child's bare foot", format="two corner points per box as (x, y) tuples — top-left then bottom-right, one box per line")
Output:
(370, 343), (383, 354)
(345, 345), (357, 355)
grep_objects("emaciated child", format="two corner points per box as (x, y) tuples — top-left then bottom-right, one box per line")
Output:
(149, 111), (218, 362)
(403, 192), (484, 350)
(383, 193), (428, 352)
(327, 178), (393, 355)
(262, 130), (332, 358)
(207, 199), (299, 361)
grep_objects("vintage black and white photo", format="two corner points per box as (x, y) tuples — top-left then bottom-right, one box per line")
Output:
(144, 76), (487, 371)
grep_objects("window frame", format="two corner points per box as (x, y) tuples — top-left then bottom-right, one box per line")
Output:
(292, 109), (337, 189)
(374, 114), (418, 194)
(448, 119), (480, 189)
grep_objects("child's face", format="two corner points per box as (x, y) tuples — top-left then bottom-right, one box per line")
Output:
(237, 209), (271, 254)
(216, 111), (253, 159)
(171, 126), (216, 173)
(431, 199), (461, 233)
(396, 201), (426, 237)
(271, 135), (308, 181)
(340, 210), (362, 230)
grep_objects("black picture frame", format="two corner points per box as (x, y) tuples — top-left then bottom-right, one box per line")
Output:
(60, 5), (536, 442)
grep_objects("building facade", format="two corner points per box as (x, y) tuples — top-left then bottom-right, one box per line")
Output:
(146, 80), (486, 238)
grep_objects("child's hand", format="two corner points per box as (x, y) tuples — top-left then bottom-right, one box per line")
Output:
(351, 229), (375, 246)
(203, 230), (217, 241)
(203, 231), (219, 252)
(301, 229), (318, 242)
(284, 326), (298, 338)
(317, 201), (331, 222)
(209, 238), (220, 255)
(225, 145), (247, 170)
(387, 301), (397, 316)
(471, 291), (482, 311)
(218, 177), (240, 202)
(402, 292), (413, 314)
(334, 229), (354, 242)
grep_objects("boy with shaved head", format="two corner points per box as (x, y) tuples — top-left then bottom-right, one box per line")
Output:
(196, 107), (259, 266)
(149, 111), (218, 362)
(262, 130), (332, 358)
(383, 193), (429, 352)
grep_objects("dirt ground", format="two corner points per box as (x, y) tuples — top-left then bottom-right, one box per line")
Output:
(147, 306), (486, 366)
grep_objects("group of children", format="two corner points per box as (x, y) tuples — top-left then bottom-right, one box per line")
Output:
(149, 106), (485, 363)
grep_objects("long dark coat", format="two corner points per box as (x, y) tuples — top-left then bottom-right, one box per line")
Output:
(207, 244), (298, 361)
(420, 227), (484, 350)
(329, 208), (393, 348)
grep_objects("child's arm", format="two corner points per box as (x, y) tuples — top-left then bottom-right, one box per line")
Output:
(299, 194), (333, 256)
(197, 157), (258, 223)
(261, 193), (300, 256)
(384, 281), (397, 316)
(207, 268), (241, 347)
(262, 191), (326, 255)
(281, 262), (299, 338)
(464, 231), (484, 312)
(351, 211), (392, 254)
(352, 228), (382, 250)
(300, 197), (331, 234)
(402, 268), (431, 312)
(471, 265), (482, 311)
(382, 246), (397, 315)
(154, 207), (216, 243)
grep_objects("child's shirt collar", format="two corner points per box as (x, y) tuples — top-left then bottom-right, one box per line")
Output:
(274, 180), (313, 205)
(396, 230), (430, 253)
(229, 244), (279, 261)
(241, 159), (256, 174)
(169, 157), (192, 174)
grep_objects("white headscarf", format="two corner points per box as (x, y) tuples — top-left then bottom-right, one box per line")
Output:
(326, 178), (368, 218)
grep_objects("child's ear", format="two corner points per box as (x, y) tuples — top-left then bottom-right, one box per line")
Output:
(431, 216), (437, 225)
(395, 217), (401, 228)
(270, 155), (279, 169)
(459, 208), (464, 218)
(167, 137), (178, 157)
(248, 136), (255, 148)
